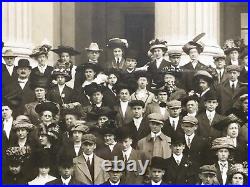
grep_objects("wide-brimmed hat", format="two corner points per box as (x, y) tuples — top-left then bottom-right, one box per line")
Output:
(71, 121), (89, 133)
(213, 53), (226, 61)
(39, 124), (60, 140)
(35, 101), (59, 116)
(228, 163), (248, 179)
(30, 44), (52, 58)
(2, 94), (22, 110)
(85, 43), (103, 52)
(181, 95), (200, 106)
(30, 75), (49, 90)
(211, 137), (235, 150)
(17, 59), (32, 69)
(100, 120), (119, 136)
(149, 39), (168, 52)
(51, 68), (72, 82)
(107, 38), (128, 50)
(12, 115), (34, 131)
(182, 33), (205, 54)
(6, 146), (32, 166)
(33, 149), (52, 168)
(193, 70), (213, 84)
(213, 114), (242, 131)
(51, 45), (80, 56)
(150, 156), (166, 170)
(87, 107), (116, 121)
(3, 49), (17, 57)
(125, 49), (138, 60)
(84, 83), (104, 96)
(223, 38), (245, 55)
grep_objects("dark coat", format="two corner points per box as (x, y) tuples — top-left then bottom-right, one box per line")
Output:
(109, 57), (126, 70)
(47, 85), (75, 105)
(95, 143), (123, 160)
(162, 117), (184, 139)
(145, 102), (169, 120)
(114, 101), (134, 127)
(102, 86), (119, 108)
(167, 87), (187, 101)
(2, 64), (18, 93)
(3, 171), (28, 184)
(214, 162), (233, 185)
(30, 66), (53, 78)
(58, 140), (84, 159)
(46, 177), (83, 185)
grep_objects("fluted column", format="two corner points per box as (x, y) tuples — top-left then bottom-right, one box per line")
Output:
(2, 2), (33, 57)
(155, 2), (223, 66)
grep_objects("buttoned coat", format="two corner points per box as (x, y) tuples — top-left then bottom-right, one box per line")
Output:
(114, 101), (134, 127)
(145, 102), (169, 120)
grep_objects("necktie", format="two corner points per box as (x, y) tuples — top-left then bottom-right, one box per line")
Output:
(86, 157), (91, 169)
(172, 120), (176, 130)
(208, 113), (213, 125)
(176, 160), (180, 165)
(220, 71), (223, 82)
(231, 82), (235, 92)
(187, 137), (191, 148)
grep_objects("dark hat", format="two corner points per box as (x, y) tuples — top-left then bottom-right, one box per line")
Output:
(12, 115), (34, 131)
(87, 107), (117, 121)
(34, 149), (52, 168)
(239, 46), (248, 59)
(51, 45), (80, 56)
(182, 33), (205, 54)
(128, 100), (145, 108)
(117, 127), (136, 141)
(39, 124), (60, 140)
(199, 164), (217, 175)
(226, 65), (242, 72)
(134, 70), (150, 80)
(168, 49), (182, 58)
(82, 133), (97, 144)
(30, 44), (52, 58)
(57, 153), (73, 168)
(84, 83), (104, 96)
(126, 49), (138, 60)
(3, 49), (17, 57)
(101, 120), (119, 135)
(71, 121), (89, 133)
(51, 68), (72, 82)
(167, 100), (182, 109)
(35, 101), (59, 116)
(61, 107), (82, 118)
(2, 94), (22, 110)
(223, 38), (246, 55)
(225, 108), (247, 124)
(112, 82), (133, 94)
(147, 113), (164, 124)
(211, 137), (235, 150)
(213, 114), (242, 131)
(181, 95), (200, 106)
(228, 163), (248, 179)
(150, 156), (166, 170)
(171, 134), (185, 145)
(149, 39), (168, 52)
(107, 38), (128, 49)
(30, 75), (49, 90)
(83, 62), (98, 72)
(213, 53), (226, 61)
(85, 43), (103, 52)
(105, 68), (120, 79)
(203, 90), (218, 101)
(17, 59), (32, 69)
(193, 70), (213, 83)
(181, 115), (198, 126)
(152, 85), (168, 96)
(6, 146), (32, 166)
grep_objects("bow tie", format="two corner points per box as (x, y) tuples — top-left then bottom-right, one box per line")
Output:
(220, 162), (227, 168)
(18, 80), (26, 83)
(159, 102), (167, 108)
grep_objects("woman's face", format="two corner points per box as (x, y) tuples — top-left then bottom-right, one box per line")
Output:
(232, 173), (244, 185)
(84, 69), (96, 81)
(60, 52), (71, 63)
(39, 134), (49, 145)
(242, 99), (248, 112)
(108, 74), (118, 86)
(37, 54), (48, 66)
(137, 77), (148, 89)
(229, 50), (239, 61)
(38, 167), (50, 175)
(41, 111), (53, 123)
(113, 48), (123, 58)
(227, 123), (239, 138)
(189, 48), (199, 60)
(34, 87), (46, 100)
(153, 48), (164, 59)
(16, 128), (28, 139)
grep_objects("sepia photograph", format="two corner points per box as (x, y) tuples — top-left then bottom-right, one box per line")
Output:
(2, 2), (248, 185)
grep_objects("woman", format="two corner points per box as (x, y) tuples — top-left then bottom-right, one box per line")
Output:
(51, 45), (80, 89)
(227, 163), (248, 185)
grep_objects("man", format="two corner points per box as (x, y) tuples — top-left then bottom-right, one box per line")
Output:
(124, 100), (150, 147)
(182, 34), (207, 92)
(213, 53), (228, 85)
(162, 100), (184, 138)
(181, 95), (199, 117)
(217, 65), (246, 114)
(198, 165), (219, 185)
(138, 113), (171, 160)
(164, 135), (198, 184)
(122, 49), (138, 74)
(73, 133), (108, 184)
(145, 157), (168, 185)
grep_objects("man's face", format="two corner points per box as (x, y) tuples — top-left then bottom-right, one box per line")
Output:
(37, 54), (47, 66)
(2, 106), (12, 119)
(57, 75), (66, 85)
(199, 79), (209, 92)
(216, 148), (229, 161)
(16, 128), (28, 139)
(189, 48), (199, 60)
(113, 48), (123, 58)
(182, 123), (197, 136)
(72, 131), (83, 143)
(4, 56), (15, 66)
(84, 68), (96, 81)
(92, 92), (103, 104)
(229, 50), (239, 61)
(186, 100), (198, 114)
(34, 87), (46, 100)
(41, 111), (53, 123)
(232, 173), (244, 185)
(164, 74), (175, 86)
(149, 121), (163, 134)
(229, 71), (240, 81)
(82, 142), (96, 155)
(149, 168), (165, 183)
(243, 55), (248, 67)
(122, 138), (133, 151)
(104, 134), (115, 145)
(98, 116), (109, 126)
(9, 165), (21, 175)
(60, 52), (71, 63)
(204, 100), (218, 112)
(87, 51), (100, 61)
(153, 48), (164, 59)
(38, 167), (50, 175)
(108, 74), (118, 86)
(137, 77), (148, 89)
(168, 107), (181, 118)
(119, 89), (130, 102)
(108, 170), (123, 183)
(125, 58), (137, 70)
(59, 166), (74, 179)
(214, 58), (226, 69)
(132, 106), (144, 118)
(242, 99), (248, 112)
(227, 123), (239, 138)
(169, 56), (181, 67)
(157, 92), (168, 103)
(171, 144), (185, 156)
(199, 173), (217, 185)
(65, 114), (77, 129)
(39, 134), (49, 146)
(17, 67), (31, 79)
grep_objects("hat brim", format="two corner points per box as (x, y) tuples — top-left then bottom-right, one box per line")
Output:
(52, 48), (80, 56)
(183, 41), (204, 55)
(224, 48), (240, 55)
(85, 48), (103, 52)
(149, 119), (163, 124)
(51, 73), (72, 82)
(150, 44), (168, 52)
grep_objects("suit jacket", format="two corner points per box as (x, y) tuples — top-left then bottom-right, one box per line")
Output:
(164, 155), (198, 184)
(214, 162), (232, 185)
(102, 86), (118, 109)
(214, 69), (228, 86)
(95, 143), (123, 160)
(131, 90), (156, 107)
(137, 133), (171, 160)
(31, 66), (53, 78)
(110, 57), (126, 70)
(73, 154), (109, 184)
(46, 177), (83, 185)
(114, 101), (134, 127)
(162, 117), (184, 139)
(58, 140), (84, 159)
(217, 80), (246, 114)
(168, 87), (187, 101)
(73, 88), (92, 106)
(145, 102), (169, 120)
(196, 112), (224, 140)
(101, 180), (125, 185)
(47, 85), (75, 105)
(238, 66), (248, 84)
(2, 64), (18, 92)
(181, 61), (207, 92)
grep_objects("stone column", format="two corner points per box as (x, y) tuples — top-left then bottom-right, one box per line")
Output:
(155, 2), (223, 66)
(2, 2), (32, 57)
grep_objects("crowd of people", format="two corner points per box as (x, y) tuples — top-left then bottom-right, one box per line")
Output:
(2, 34), (248, 185)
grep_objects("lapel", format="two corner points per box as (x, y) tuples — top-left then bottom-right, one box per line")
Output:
(215, 162), (223, 184)
(128, 149), (137, 161)
(76, 155), (92, 181)
(93, 155), (102, 180)
(159, 59), (168, 69)
(222, 81), (234, 95)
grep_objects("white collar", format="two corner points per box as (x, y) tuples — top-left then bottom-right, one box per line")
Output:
(216, 68), (224, 73)
(151, 180), (162, 185)
(18, 78), (28, 83)
(83, 153), (94, 163)
(206, 110), (215, 116)
(123, 146), (132, 159)
(61, 176), (71, 185)
(229, 80), (238, 86)
(244, 66), (248, 71)
(126, 69), (135, 73)
(173, 153), (183, 162)
(151, 131), (162, 138)
(169, 116), (179, 122)
(185, 133), (195, 142)
(200, 88), (210, 96)
(120, 100), (128, 104)
(230, 60), (239, 66)
(133, 117), (143, 122)
(96, 103), (102, 107)
(109, 180), (121, 185)
(156, 57), (163, 63)
(187, 112), (197, 117)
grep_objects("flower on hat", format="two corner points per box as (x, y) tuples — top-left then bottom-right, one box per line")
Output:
(223, 38), (246, 54)
(6, 146), (32, 163)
